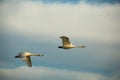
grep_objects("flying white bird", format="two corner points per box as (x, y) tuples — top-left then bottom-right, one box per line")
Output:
(15, 52), (43, 67)
(58, 36), (86, 49)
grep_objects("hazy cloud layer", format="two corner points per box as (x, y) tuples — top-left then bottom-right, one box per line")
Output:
(0, 66), (120, 80)
(1, 1), (120, 43)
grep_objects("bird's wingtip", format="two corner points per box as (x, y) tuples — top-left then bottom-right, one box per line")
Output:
(28, 66), (32, 68)
(60, 36), (68, 38)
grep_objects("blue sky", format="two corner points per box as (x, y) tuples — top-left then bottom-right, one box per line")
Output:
(0, 0), (120, 80)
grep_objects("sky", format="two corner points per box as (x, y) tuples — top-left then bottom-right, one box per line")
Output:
(0, 0), (120, 80)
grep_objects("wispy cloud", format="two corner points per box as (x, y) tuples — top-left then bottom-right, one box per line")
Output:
(1, 66), (119, 80)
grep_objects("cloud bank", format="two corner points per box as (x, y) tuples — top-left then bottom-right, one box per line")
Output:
(1, 1), (120, 43)
(0, 66), (119, 80)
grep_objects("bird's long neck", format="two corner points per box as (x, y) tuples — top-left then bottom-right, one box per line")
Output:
(30, 54), (40, 56)
(30, 54), (43, 56)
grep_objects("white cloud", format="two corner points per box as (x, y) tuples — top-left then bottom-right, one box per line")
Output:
(1, 1), (120, 43)
(0, 66), (113, 80)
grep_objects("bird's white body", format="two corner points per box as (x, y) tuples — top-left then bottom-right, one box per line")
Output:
(58, 36), (86, 49)
(15, 52), (43, 67)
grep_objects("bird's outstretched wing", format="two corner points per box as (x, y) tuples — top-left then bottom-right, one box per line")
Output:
(26, 56), (32, 67)
(60, 36), (71, 45)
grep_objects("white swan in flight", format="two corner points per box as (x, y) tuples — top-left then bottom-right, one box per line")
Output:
(58, 36), (86, 49)
(15, 51), (43, 67)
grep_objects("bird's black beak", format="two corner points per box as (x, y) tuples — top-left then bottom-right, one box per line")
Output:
(15, 56), (19, 58)
(58, 46), (62, 48)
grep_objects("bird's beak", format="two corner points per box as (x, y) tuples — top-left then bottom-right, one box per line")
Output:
(15, 56), (19, 58)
